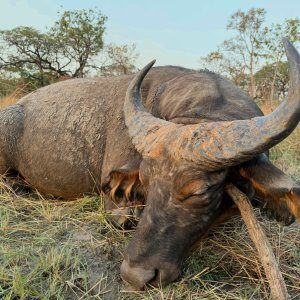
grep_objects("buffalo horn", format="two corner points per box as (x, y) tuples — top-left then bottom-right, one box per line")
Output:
(176, 38), (300, 169)
(124, 39), (300, 170)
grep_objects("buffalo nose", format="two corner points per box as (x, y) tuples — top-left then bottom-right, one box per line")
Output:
(120, 259), (180, 290)
(120, 260), (155, 290)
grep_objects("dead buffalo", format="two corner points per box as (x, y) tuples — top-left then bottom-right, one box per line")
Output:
(0, 39), (299, 290)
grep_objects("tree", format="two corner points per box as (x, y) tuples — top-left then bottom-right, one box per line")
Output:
(200, 50), (248, 88)
(200, 9), (300, 105)
(49, 8), (107, 78)
(0, 8), (138, 92)
(264, 18), (300, 105)
(225, 8), (269, 98)
(100, 44), (139, 76)
(201, 8), (269, 98)
(255, 61), (289, 104)
(0, 26), (62, 88)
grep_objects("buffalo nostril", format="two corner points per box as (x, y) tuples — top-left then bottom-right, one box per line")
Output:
(147, 266), (180, 288)
(146, 269), (161, 288)
(120, 260), (181, 290)
(120, 260), (156, 290)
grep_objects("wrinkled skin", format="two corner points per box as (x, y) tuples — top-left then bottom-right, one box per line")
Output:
(121, 158), (228, 288)
(120, 153), (300, 289)
(0, 40), (300, 290)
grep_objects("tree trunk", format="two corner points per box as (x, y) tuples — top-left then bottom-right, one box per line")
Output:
(269, 62), (280, 110)
(249, 54), (256, 98)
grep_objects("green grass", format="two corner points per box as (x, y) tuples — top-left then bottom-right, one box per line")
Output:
(269, 127), (300, 179)
(0, 129), (299, 299)
(0, 194), (127, 299)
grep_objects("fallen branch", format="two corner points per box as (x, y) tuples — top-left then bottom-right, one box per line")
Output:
(225, 182), (290, 300)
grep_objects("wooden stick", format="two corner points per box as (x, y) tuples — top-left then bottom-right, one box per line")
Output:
(225, 182), (290, 300)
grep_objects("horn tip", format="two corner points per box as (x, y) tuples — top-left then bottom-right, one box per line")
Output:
(282, 37), (293, 51)
(146, 59), (156, 69)
(137, 60), (156, 79)
(282, 37), (300, 67)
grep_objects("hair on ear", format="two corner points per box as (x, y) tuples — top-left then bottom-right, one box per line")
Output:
(102, 168), (144, 204)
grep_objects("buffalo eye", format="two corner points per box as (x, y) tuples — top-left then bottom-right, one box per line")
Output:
(175, 180), (207, 201)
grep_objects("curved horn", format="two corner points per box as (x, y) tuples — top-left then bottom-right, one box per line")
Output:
(124, 60), (156, 117)
(124, 60), (179, 155)
(173, 38), (300, 169)
(124, 39), (300, 170)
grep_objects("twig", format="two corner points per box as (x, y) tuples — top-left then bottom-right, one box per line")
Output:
(225, 182), (290, 300)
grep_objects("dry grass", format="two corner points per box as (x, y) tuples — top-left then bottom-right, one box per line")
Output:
(0, 187), (126, 299)
(270, 126), (300, 179)
(0, 94), (19, 108)
(0, 84), (28, 108)
(0, 182), (299, 299)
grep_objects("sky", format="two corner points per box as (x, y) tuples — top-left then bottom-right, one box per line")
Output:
(1, 0), (300, 69)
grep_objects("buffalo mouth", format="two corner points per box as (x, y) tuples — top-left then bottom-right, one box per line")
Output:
(120, 259), (180, 290)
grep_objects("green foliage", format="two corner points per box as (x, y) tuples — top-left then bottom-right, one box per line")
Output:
(222, 8), (269, 97)
(0, 8), (138, 93)
(226, 8), (269, 51)
(200, 8), (300, 103)
(0, 26), (59, 88)
(266, 18), (300, 55)
(255, 61), (289, 101)
(261, 18), (300, 102)
(101, 43), (139, 76)
(49, 8), (107, 78)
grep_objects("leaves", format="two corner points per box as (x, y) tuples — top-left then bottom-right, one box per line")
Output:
(200, 8), (300, 103)
(100, 44), (139, 76)
(49, 8), (107, 78)
(0, 8), (138, 93)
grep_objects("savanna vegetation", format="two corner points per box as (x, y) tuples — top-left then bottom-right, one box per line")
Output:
(0, 8), (138, 98)
(0, 7), (299, 300)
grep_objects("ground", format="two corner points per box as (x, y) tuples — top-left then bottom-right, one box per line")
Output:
(0, 190), (299, 300)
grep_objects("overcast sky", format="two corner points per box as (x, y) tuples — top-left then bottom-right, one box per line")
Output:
(1, 0), (300, 68)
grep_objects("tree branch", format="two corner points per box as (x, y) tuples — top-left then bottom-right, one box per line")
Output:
(225, 182), (291, 300)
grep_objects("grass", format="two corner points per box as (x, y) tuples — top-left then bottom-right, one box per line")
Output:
(0, 94), (299, 299)
(269, 126), (300, 179)
(0, 192), (126, 299)
(0, 85), (28, 109)
(0, 183), (299, 299)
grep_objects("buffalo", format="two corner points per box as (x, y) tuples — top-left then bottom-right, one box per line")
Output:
(0, 39), (299, 290)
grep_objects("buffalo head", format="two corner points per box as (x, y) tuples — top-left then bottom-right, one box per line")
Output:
(120, 39), (300, 290)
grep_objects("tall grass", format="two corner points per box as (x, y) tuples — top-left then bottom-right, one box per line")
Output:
(0, 84), (28, 108)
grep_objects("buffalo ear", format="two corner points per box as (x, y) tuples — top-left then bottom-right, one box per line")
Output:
(285, 187), (300, 220)
(239, 154), (300, 225)
(102, 167), (144, 204)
